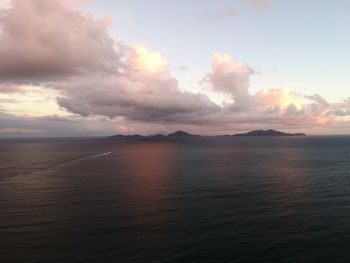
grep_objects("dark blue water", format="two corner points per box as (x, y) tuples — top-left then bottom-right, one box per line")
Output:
(1, 136), (350, 262)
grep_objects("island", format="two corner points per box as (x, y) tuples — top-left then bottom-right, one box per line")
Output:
(109, 129), (306, 138)
(109, 130), (199, 138)
(233, 129), (306, 137)
(148, 134), (166, 138)
(167, 131), (199, 137)
(109, 134), (142, 138)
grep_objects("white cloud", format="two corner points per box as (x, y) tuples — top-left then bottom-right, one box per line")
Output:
(202, 53), (253, 110)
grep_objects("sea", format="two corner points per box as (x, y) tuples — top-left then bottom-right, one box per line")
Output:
(1, 136), (350, 262)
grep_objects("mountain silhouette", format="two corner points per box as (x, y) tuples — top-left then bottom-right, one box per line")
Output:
(110, 129), (305, 138)
(167, 131), (199, 137)
(234, 129), (306, 137)
(109, 134), (142, 138)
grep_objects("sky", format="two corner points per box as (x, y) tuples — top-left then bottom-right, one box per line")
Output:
(0, 0), (350, 137)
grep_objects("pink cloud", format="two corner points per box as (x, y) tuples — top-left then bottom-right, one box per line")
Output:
(56, 45), (220, 121)
(0, 85), (24, 93)
(255, 88), (302, 110)
(0, 0), (119, 80)
(202, 53), (253, 110)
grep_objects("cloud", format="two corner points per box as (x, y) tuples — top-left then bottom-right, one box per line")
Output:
(1, 0), (350, 136)
(56, 46), (220, 122)
(0, 1), (219, 125)
(0, 84), (55, 94)
(305, 94), (329, 107)
(0, 0), (11, 8)
(200, 54), (350, 131)
(202, 53), (254, 110)
(0, 84), (67, 118)
(0, 85), (25, 93)
(255, 87), (302, 111)
(0, 0), (120, 81)
(330, 98), (350, 117)
(0, 111), (120, 137)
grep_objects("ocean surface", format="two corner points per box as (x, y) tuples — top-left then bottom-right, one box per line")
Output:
(1, 136), (350, 262)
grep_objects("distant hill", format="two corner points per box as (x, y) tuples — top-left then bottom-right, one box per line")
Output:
(110, 129), (304, 138)
(148, 134), (166, 138)
(109, 134), (142, 138)
(167, 131), (199, 137)
(109, 130), (198, 138)
(110, 130), (306, 139)
(234, 129), (306, 137)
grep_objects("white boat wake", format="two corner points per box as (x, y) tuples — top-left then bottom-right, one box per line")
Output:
(23, 152), (112, 177)
(92, 152), (112, 158)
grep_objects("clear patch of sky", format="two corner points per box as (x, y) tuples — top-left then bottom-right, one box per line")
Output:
(86, 0), (350, 101)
